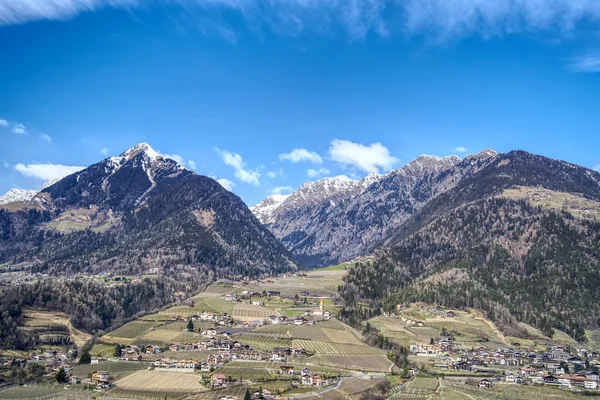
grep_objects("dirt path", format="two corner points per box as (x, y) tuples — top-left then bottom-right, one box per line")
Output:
(438, 380), (477, 400)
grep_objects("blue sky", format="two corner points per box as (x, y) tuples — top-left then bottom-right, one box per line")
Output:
(1, 1), (600, 205)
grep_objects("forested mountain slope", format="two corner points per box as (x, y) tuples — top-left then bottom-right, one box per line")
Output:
(340, 151), (600, 341)
(0, 143), (296, 277)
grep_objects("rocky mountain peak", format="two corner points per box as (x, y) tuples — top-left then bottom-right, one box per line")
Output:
(119, 142), (160, 161)
(0, 188), (39, 205)
(249, 194), (291, 224)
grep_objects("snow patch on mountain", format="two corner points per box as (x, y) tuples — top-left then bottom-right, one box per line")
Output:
(0, 189), (39, 205)
(250, 194), (291, 224)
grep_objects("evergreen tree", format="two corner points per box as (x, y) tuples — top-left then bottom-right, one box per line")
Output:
(78, 349), (91, 365)
(114, 344), (122, 357)
(187, 319), (194, 331)
(55, 367), (68, 383)
(244, 389), (251, 400)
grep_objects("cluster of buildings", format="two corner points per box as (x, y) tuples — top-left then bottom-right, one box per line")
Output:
(413, 329), (600, 393)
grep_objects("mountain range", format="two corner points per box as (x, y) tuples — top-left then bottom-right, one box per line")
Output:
(251, 150), (497, 266)
(0, 143), (296, 277)
(5, 144), (600, 341)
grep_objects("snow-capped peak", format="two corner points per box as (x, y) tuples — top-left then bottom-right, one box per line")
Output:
(0, 188), (38, 205)
(41, 178), (61, 190)
(119, 142), (160, 161)
(250, 194), (291, 224)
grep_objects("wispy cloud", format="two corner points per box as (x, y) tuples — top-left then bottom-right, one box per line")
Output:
(454, 146), (468, 153)
(41, 133), (52, 143)
(188, 160), (197, 171)
(329, 139), (398, 173)
(2, 1), (599, 41)
(272, 186), (293, 194)
(15, 163), (85, 181)
(279, 148), (323, 164)
(100, 148), (109, 156)
(158, 151), (185, 165)
(216, 149), (260, 186)
(569, 52), (600, 73)
(12, 124), (26, 134)
(594, 165), (600, 172)
(1, 118), (28, 134)
(217, 178), (235, 191)
(307, 168), (330, 178)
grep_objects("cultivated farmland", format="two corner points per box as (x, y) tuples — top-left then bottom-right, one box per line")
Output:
(114, 370), (207, 392)
(233, 302), (277, 321)
(108, 321), (157, 340)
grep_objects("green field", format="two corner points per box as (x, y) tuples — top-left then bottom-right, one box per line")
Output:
(316, 263), (354, 271)
(71, 361), (148, 380)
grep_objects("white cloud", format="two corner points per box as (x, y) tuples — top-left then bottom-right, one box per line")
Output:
(0, 119), (8, 127)
(307, 168), (330, 178)
(2, 160), (9, 168)
(188, 160), (197, 170)
(41, 133), (52, 143)
(2, 1), (600, 42)
(267, 171), (277, 179)
(570, 53), (600, 73)
(158, 152), (185, 165)
(15, 163), (85, 181)
(216, 149), (260, 186)
(454, 146), (468, 153)
(272, 186), (293, 194)
(100, 148), (109, 156)
(328, 139), (398, 173)
(12, 124), (26, 134)
(594, 165), (600, 172)
(217, 178), (235, 191)
(279, 148), (323, 164)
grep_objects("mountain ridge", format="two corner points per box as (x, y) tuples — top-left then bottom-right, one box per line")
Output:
(254, 151), (493, 266)
(0, 143), (296, 278)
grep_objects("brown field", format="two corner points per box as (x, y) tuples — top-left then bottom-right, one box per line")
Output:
(114, 370), (208, 392)
(43, 206), (120, 233)
(289, 325), (330, 341)
(338, 376), (387, 395)
(317, 355), (393, 372)
(293, 340), (385, 356)
(140, 329), (183, 342)
(247, 269), (345, 298)
(501, 186), (600, 221)
(19, 308), (91, 348)
(322, 327), (364, 345)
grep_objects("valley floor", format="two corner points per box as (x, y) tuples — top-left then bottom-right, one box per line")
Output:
(2, 265), (600, 399)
